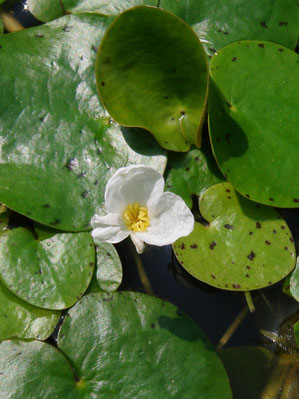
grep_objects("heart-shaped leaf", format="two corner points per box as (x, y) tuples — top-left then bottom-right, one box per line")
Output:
(164, 141), (224, 208)
(219, 347), (274, 399)
(0, 225), (95, 309)
(88, 242), (123, 293)
(209, 41), (299, 207)
(0, 279), (60, 341)
(0, 13), (166, 231)
(160, 0), (299, 58)
(0, 292), (233, 398)
(173, 183), (296, 291)
(27, 0), (159, 21)
(96, 6), (209, 151)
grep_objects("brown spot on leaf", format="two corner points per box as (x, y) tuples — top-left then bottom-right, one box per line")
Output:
(265, 240), (271, 245)
(224, 224), (233, 230)
(258, 43), (265, 48)
(246, 266), (250, 269)
(232, 57), (237, 62)
(209, 241), (217, 250)
(190, 244), (198, 249)
(260, 21), (267, 28)
(290, 237), (294, 243)
(225, 189), (231, 193)
(247, 251), (255, 261)
(281, 225), (285, 229)
(256, 222), (261, 228)
(273, 229), (277, 233)
(293, 198), (299, 203)
(211, 274), (216, 279)
(279, 21), (288, 26)
(246, 274), (250, 278)
(269, 197), (274, 202)
(249, 232), (253, 235)
(232, 283), (241, 289)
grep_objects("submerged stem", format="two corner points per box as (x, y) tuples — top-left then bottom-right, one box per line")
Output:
(216, 306), (249, 350)
(0, 10), (24, 33)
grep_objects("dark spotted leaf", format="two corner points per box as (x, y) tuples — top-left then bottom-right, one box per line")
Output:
(209, 41), (299, 207)
(159, 0), (299, 58)
(173, 183), (296, 291)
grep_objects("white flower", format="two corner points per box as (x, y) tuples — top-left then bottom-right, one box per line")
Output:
(90, 165), (194, 254)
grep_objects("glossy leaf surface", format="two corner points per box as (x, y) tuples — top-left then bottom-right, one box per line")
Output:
(0, 14), (166, 231)
(173, 183), (296, 291)
(209, 41), (299, 207)
(0, 279), (60, 341)
(0, 292), (232, 398)
(0, 225), (95, 309)
(88, 242), (122, 293)
(165, 142), (224, 208)
(160, 0), (299, 58)
(28, 0), (159, 21)
(96, 6), (208, 151)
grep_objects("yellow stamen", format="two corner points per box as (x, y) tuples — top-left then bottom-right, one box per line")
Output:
(123, 202), (150, 232)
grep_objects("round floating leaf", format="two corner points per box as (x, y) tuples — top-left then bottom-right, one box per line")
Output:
(219, 347), (274, 399)
(88, 242), (123, 293)
(173, 183), (296, 291)
(28, 0), (158, 22)
(0, 14), (166, 231)
(290, 257), (299, 302)
(0, 292), (232, 398)
(0, 225), (95, 309)
(209, 41), (299, 208)
(164, 142), (224, 208)
(160, 0), (299, 58)
(0, 279), (60, 341)
(96, 6), (209, 151)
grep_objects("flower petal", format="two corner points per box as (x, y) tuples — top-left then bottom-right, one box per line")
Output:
(105, 165), (164, 213)
(91, 213), (129, 244)
(135, 192), (194, 246)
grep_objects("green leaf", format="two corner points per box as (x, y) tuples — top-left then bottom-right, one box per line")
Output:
(173, 183), (296, 291)
(0, 279), (60, 341)
(0, 292), (232, 398)
(27, 0), (159, 22)
(159, 0), (299, 58)
(209, 41), (299, 208)
(290, 257), (299, 302)
(219, 347), (274, 399)
(96, 6), (208, 151)
(0, 13), (166, 231)
(0, 225), (95, 309)
(164, 143), (224, 208)
(88, 242), (123, 293)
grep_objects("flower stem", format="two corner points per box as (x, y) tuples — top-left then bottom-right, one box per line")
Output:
(216, 306), (249, 350)
(245, 291), (256, 313)
(0, 10), (24, 33)
(129, 241), (154, 296)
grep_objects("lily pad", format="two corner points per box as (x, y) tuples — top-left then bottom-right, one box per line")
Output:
(219, 347), (274, 399)
(290, 257), (299, 302)
(0, 292), (232, 398)
(88, 242), (123, 293)
(164, 142), (224, 208)
(159, 0), (299, 58)
(0, 279), (60, 341)
(96, 6), (209, 151)
(27, 0), (159, 21)
(209, 41), (299, 208)
(173, 183), (296, 291)
(0, 225), (95, 309)
(0, 13), (166, 231)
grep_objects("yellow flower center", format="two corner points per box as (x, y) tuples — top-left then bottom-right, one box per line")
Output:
(123, 202), (150, 232)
